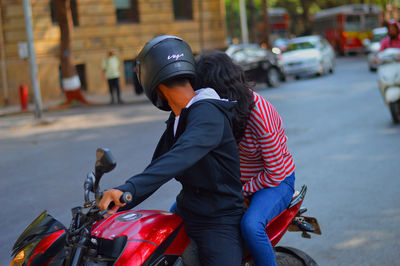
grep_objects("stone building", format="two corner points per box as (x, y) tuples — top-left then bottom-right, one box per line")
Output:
(0, 0), (227, 105)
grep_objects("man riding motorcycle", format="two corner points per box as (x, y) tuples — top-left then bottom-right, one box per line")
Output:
(99, 35), (244, 266)
(379, 19), (400, 51)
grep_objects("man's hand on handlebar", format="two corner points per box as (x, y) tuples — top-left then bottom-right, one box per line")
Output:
(98, 189), (126, 216)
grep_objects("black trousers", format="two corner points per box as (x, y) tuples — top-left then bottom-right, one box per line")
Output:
(184, 220), (243, 266)
(107, 78), (121, 102)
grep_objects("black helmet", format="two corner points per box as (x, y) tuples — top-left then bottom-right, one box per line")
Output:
(136, 35), (196, 111)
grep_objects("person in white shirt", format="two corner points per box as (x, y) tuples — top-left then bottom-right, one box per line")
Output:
(102, 51), (123, 104)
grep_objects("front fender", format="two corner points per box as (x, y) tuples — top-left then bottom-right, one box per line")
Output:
(385, 87), (400, 103)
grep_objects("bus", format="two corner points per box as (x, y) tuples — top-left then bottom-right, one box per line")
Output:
(313, 4), (382, 54)
(268, 8), (290, 40)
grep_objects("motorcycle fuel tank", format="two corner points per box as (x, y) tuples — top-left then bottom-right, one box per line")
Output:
(92, 210), (190, 265)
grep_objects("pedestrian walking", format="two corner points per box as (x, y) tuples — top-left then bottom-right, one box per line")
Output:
(102, 51), (123, 104)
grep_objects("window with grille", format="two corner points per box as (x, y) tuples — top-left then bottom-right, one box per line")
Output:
(114, 0), (139, 23)
(173, 0), (193, 21)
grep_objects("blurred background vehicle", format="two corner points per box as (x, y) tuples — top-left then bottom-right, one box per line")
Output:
(272, 38), (289, 53)
(313, 4), (382, 55)
(365, 27), (388, 71)
(281, 35), (335, 79)
(268, 8), (290, 41)
(226, 44), (286, 87)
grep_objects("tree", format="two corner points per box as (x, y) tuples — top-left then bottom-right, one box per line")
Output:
(261, 0), (269, 46)
(53, 0), (88, 105)
(248, 0), (257, 42)
(299, 0), (313, 35)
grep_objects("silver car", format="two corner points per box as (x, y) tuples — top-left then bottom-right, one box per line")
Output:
(281, 36), (336, 79)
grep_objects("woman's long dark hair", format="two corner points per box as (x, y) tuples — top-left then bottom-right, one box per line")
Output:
(195, 51), (255, 143)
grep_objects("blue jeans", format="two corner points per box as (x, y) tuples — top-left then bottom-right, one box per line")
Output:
(241, 172), (295, 266)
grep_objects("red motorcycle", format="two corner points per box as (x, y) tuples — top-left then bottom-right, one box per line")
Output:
(11, 148), (321, 266)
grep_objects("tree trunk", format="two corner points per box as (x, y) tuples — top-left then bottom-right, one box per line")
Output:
(227, 0), (236, 42)
(261, 0), (269, 47)
(54, 0), (76, 79)
(248, 0), (257, 43)
(53, 0), (87, 104)
(299, 0), (312, 35)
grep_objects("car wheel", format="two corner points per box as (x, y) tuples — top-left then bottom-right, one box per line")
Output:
(329, 61), (334, 73)
(316, 62), (324, 76)
(266, 67), (281, 88)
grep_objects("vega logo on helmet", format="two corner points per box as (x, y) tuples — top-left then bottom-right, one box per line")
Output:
(167, 53), (184, 60)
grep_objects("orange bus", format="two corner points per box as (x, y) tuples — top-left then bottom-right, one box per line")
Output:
(313, 4), (382, 54)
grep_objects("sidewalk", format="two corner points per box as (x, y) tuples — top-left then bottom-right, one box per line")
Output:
(0, 89), (148, 117)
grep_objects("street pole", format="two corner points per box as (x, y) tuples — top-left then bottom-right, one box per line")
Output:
(239, 0), (249, 44)
(22, 0), (43, 119)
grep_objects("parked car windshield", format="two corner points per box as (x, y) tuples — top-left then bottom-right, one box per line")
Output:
(230, 46), (267, 62)
(345, 15), (361, 31)
(285, 41), (317, 52)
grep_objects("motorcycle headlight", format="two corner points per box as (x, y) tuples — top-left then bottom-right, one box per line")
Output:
(10, 250), (25, 266)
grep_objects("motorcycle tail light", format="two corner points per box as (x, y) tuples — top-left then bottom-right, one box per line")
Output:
(10, 250), (24, 266)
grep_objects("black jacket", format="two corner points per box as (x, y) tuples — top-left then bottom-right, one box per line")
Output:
(117, 99), (244, 224)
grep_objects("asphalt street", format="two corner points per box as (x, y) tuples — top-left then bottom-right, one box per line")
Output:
(1, 56), (399, 265)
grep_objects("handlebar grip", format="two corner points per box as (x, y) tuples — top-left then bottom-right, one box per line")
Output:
(107, 192), (132, 209)
(120, 192), (132, 204)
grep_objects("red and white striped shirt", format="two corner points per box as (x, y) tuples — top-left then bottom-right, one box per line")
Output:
(239, 91), (295, 196)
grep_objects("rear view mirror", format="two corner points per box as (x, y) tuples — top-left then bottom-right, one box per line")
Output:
(94, 148), (116, 189)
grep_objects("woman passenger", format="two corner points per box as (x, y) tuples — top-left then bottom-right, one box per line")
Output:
(195, 51), (296, 266)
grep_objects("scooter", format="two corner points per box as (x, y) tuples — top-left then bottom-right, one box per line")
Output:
(10, 148), (321, 266)
(377, 48), (400, 123)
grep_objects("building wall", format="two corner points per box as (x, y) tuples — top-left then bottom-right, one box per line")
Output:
(0, 0), (227, 105)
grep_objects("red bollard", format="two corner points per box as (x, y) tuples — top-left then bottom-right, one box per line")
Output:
(19, 84), (28, 111)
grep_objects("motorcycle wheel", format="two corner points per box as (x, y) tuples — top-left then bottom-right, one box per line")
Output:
(241, 252), (305, 266)
(389, 101), (400, 124)
(275, 252), (305, 266)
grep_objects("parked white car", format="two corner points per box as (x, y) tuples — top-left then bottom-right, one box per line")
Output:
(281, 36), (336, 79)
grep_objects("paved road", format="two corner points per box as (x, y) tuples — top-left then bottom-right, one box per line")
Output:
(1, 56), (399, 265)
